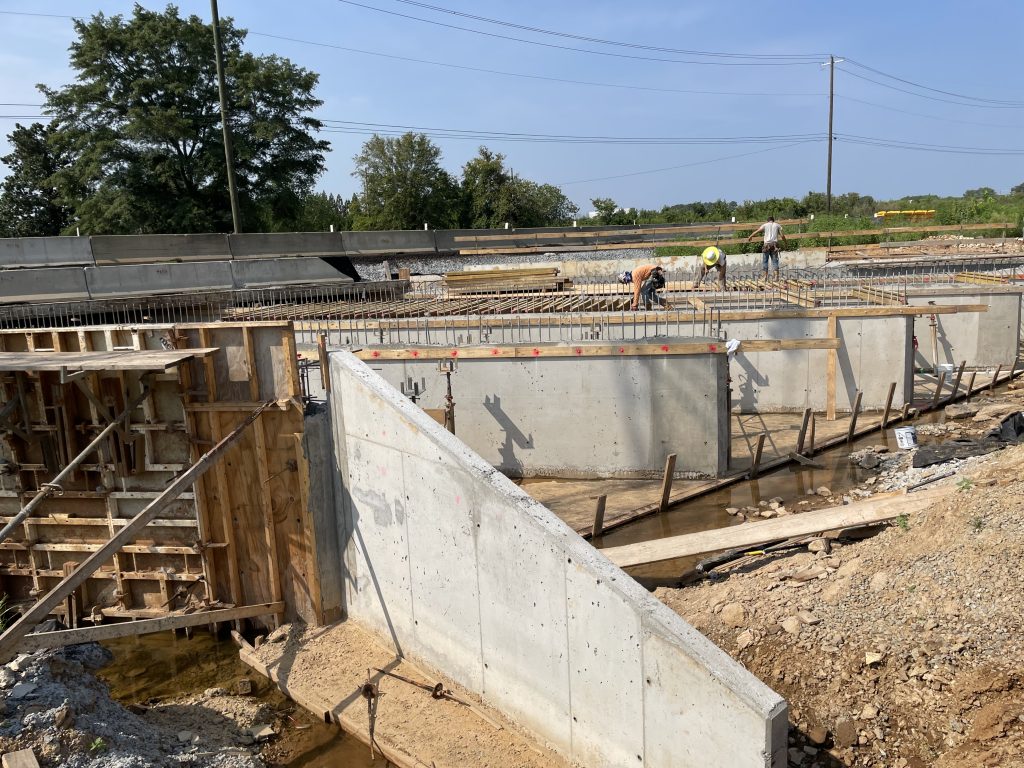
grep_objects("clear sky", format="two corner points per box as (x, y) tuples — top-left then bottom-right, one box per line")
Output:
(2, 0), (1024, 214)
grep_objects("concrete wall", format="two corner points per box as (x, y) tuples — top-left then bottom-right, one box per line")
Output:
(906, 289), (1022, 369)
(0, 267), (90, 302)
(719, 315), (914, 413)
(85, 261), (236, 298)
(364, 343), (729, 478)
(0, 236), (93, 268)
(329, 350), (787, 768)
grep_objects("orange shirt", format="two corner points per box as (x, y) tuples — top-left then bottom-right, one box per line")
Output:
(631, 265), (658, 306)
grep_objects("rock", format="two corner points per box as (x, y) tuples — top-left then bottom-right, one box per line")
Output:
(791, 565), (827, 582)
(736, 630), (755, 650)
(720, 602), (748, 628)
(770, 496), (784, 505)
(945, 402), (980, 420)
(0, 669), (14, 689)
(725, 507), (740, 516)
(177, 731), (193, 744)
(267, 626), (289, 644)
(860, 703), (879, 720)
(869, 571), (890, 592)
(782, 616), (803, 635)
(203, 687), (228, 698)
(808, 725), (829, 745)
(797, 611), (821, 626)
(787, 747), (805, 765)
(972, 403), (1020, 423)
(759, 508), (777, 519)
(250, 724), (276, 742)
(9, 683), (36, 700)
(837, 557), (862, 578)
(54, 704), (73, 730)
(821, 580), (848, 604)
(858, 452), (881, 469)
(834, 719), (859, 748)
(816, 486), (832, 497)
(807, 538), (830, 554)
(864, 652), (884, 667)
(234, 678), (253, 696)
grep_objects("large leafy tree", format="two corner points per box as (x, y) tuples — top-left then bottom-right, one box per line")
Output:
(41, 4), (328, 234)
(352, 133), (460, 230)
(461, 147), (510, 228)
(0, 122), (73, 237)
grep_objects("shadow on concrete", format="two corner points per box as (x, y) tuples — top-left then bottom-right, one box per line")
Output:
(483, 394), (531, 476)
(734, 354), (768, 413)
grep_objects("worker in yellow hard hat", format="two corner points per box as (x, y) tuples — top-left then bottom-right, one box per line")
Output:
(694, 246), (727, 290)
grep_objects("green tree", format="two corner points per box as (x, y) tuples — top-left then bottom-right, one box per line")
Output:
(461, 147), (510, 228)
(1011, 182), (1024, 196)
(287, 191), (351, 232)
(0, 122), (73, 237)
(352, 133), (460, 230)
(41, 4), (328, 234)
(590, 197), (633, 225)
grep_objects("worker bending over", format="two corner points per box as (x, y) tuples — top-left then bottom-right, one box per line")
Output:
(619, 265), (670, 310)
(747, 216), (787, 282)
(694, 246), (727, 290)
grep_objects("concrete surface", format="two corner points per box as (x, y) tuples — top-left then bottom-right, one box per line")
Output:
(227, 232), (344, 259)
(0, 267), (90, 302)
(85, 261), (235, 298)
(906, 288), (1022, 369)
(329, 349), (788, 768)
(0, 236), (93, 268)
(90, 233), (230, 264)
(364, 342), (730, 478)
(229, 257), (353, 288)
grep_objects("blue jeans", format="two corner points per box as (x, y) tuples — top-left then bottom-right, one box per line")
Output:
(640, 280), (666, 307)
(762, 245), (780, 271)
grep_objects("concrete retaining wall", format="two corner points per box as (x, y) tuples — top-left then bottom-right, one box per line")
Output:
(0, 267), (90, 302)
(364, 343), (729, 478)
(0, 236), (93, 268)
(85, 261), (236, 298)
(91, 233), (231, 264)
(228, 257), (353, 288)
(719, 316), (914, 413)
(329, 350), (787, 767)
(906, 289), (1022, 369)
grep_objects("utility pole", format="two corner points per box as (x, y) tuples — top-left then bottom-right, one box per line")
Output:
(826, 54), (835, 214)
(210, 0), (242, 233)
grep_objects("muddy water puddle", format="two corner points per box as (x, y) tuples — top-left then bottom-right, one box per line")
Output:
(101, 631), (376, 767)
(595, 425), (928, 584)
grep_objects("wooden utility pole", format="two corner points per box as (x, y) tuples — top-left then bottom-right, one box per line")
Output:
(826, 54), (835, 213)
(211, 0), (242, 233)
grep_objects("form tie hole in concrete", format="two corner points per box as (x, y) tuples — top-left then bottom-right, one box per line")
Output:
(567, 557), (572, 563)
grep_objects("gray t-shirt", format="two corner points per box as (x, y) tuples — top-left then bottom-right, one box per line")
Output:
(762, 222), (782, 244)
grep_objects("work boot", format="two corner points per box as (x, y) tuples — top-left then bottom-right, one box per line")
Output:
(761, 270), (769, 284)
(772, 269), (780, 282)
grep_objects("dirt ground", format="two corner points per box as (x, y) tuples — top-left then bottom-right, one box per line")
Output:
(248, 620), (569, 768)
(656, 390), (1024, 767)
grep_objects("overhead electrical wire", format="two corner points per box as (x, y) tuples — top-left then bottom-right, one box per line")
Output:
(837, 134), (1024, 155)
(384, 0), (826, 60)
(837, 66), (1024, 109)
(836, 96), (1024, 130)
(842, 58), (1024, 107)
(334, 0), (819, 66)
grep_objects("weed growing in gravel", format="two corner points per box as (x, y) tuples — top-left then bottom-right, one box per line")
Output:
(89, 738), (106, 753)
(970, 516), (985, 532)
(957, 478), (975, 492)
(896, 513), (910, 531)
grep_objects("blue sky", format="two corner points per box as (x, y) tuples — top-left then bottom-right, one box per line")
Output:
(2, 0), (1024, 214)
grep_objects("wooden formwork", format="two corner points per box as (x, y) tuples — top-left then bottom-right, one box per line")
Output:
(0, 321), (319, 631)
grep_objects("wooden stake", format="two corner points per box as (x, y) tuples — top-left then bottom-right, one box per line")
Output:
(826, 314), (838, 421)
(318, 333), (331, 393)
(659, 454), (677, 513)
(902, 402), (911, 419)
(847, 390), (863, 443)
(949, 361), (966, 401)
(796, 407), (813, 455)
(749, 433), (767, 479)
(591, 495), (607, 538)
(0, 402), (270, 664)
(881, 382), (896, 429)
(930, 372), (946, 410)
(808, 416), (816, 456)
(990, 365), (1003, 392)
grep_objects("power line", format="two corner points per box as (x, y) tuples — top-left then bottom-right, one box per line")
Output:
(837, 134), (1024, 155)
(837, 66), (1024, 109)
(557, 140), (820, 185)
(385, 0), (825, 61)
(335, 0), (820, 67)
(843, 58), (1024, 107)
(251, 32), (825, 99)
(837, 96), (1024, 130)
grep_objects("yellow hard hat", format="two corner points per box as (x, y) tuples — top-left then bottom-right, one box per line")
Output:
(701, 246), (722, 266)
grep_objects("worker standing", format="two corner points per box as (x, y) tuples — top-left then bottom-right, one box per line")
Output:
(694, 246), (727, 290)
(747, 216), (787, 282)
(619, 265), (670, 310)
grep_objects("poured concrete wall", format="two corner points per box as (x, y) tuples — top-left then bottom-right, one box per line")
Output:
(719, 315), (914, 413)
(364, 343), (729, 478)
(329, 350), (787, 768)
(906, 289), (1022, 369)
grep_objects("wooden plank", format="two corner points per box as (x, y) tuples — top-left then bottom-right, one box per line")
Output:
(252, 416), (284, 627)
(0, 350), (217, 372)
(881, 382), (897, 429)
(658, 454), (677, 513)
(592, 495), (607, 538)
(0, 401), (269, 663)
(1, 749), (40, 768)
(795, 408), (812, 455)
(603, 490), (946, 568)
(826, 314), (838, 421)
(748, 433), (766, 479)
(847, 391), (863, 442)
(17, 602), (284, 652)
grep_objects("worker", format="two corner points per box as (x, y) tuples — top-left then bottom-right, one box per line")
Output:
(747, 216), (787, 282)
(619, 265), (670, 310)
(694, 246), (727, 290)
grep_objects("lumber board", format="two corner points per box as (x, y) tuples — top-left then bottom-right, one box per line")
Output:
(16, 602), (284, 651)
(826, 314), (838, 421)
(0, 349), (216, 372)
(602, 490), (946, 568)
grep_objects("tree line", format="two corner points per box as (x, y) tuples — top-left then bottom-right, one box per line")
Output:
(1, 4), (1022, 238)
